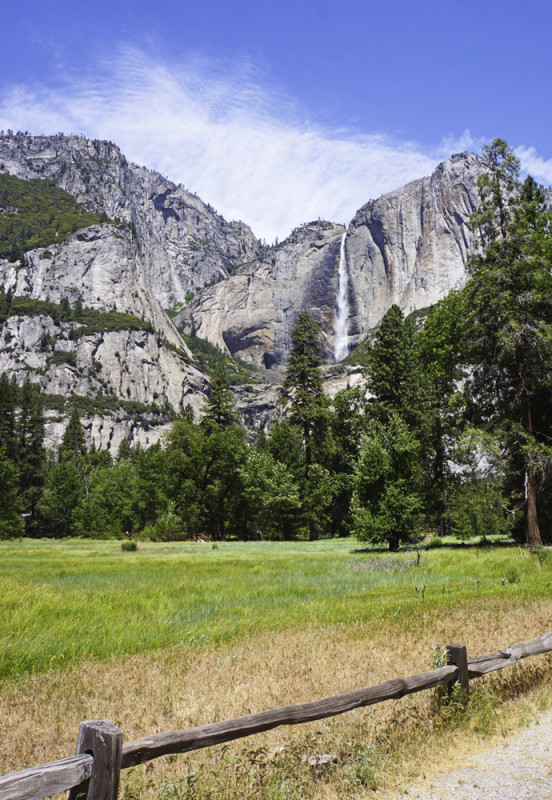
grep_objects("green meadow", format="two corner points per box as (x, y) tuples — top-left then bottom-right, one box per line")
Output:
(1, 537), (550, 682)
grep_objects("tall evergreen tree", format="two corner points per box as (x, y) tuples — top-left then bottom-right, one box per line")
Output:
(60, 406), (87, 462)
(327, 386), (367, 536)
(415, 290), (467, 534)
(16, 378), (46, 531)
(282, 310), (329, 475)
(0, 445), (24, 539)
(367, 305), (419, 420)
(462, 139), (552, 547)
(200, 365), (239, 433)
(282, 310), (330, 539)
(352, 413), (423, 551)
(39, 459), (85, 537)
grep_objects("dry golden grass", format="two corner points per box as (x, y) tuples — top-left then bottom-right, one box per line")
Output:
(2, 595), (552, 799)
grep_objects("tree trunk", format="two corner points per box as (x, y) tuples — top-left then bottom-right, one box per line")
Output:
(524, 467), (543, 548)
(304, 424), (317, 541)
(518, 346), (543, 548)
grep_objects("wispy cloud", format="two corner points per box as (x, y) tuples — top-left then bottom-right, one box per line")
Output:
(2, 46), (547, 241)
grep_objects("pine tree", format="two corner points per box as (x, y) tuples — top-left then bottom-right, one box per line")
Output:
(415, 290), (467, 534)
(352, 413), (423, 550)
(60, 406), (87, 462)
(462, 139), (552, 547)
(282, 311), (330, 539)
(367, 305), (419, 421)
(282, 310), (329, 475)
(0, 445), (24, 539)
(16, 378), (46, 530)
(116, 437), (132, 463)
(200, 366), (239, 433)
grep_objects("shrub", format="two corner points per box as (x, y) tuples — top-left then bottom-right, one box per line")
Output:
(121, 540), (137, 552)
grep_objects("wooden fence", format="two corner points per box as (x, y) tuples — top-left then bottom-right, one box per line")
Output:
(1, 631), (551, 800)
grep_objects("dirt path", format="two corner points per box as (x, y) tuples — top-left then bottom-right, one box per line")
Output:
(387, 710), (552, 799)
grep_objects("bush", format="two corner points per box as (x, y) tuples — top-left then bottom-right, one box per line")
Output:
(427, 535), (443, 549)
(121, 540), (137, 552)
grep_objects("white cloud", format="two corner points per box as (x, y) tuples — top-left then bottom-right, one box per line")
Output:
(516, 146), (552, 188)
(0, 46), (492, 241)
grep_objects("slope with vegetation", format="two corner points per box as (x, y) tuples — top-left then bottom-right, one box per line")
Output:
(0, 173), (114, 262)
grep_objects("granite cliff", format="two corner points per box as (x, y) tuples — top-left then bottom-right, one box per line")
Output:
(0, 133), (485, 447)
(177, 152), (483, 367)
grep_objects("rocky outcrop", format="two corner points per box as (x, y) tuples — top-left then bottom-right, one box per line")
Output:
(0, 314), (207, 416)
(44, 414), (173, 453)
(178, 153), (483, 367)
(345, 152), (483, 349)
(0, 224), (185, 348)
(0, 133), (259, 308)
(178, 221), (345, 367)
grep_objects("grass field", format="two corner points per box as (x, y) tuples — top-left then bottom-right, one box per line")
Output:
(1, 538), (552, 798)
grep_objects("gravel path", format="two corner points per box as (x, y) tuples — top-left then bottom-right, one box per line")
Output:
(388, 710), (552, 800)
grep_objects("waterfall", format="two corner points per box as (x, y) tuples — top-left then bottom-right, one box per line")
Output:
(333, 232), (349, 362)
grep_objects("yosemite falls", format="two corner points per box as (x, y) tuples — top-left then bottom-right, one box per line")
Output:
(333, 232), (349, 362)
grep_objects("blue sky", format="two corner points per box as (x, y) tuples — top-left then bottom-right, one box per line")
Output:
(2, 0), (551, 241)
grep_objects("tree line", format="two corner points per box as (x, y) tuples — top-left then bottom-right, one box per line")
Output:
(1, 139), (551, 548)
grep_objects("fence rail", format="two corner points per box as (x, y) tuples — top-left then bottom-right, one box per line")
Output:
(1, 631), (551, 800)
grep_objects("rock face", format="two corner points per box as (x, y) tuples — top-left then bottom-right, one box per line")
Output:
(0, 133), (259, 307)
(345, 152), (483, 349)
(0, 221), (208, 450)
(0, 132), (487, 447)
(178, 220), (345, 367)
(178, 153), (483, 367)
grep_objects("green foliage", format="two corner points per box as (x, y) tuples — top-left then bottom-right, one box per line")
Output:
(163, 418), (247, 540)
(366, 305), (418, 413)
(60, 407), (87, 462)
(0, 294), (154, 335)
(16, 378), (46, 530)
(140, 511), (182, 542)
(73, 459), (140, 538)
(181, 330), (256, 385)
(0, 372), (18, 461)
(0, 173), (106, 261)
(0, 446), (24, 539)
(283, 311), (327, 433)
(121, 539), (138, 551)
(282, 310), (331, 539)
(415, 290), (468, 533)
(448, 479), (515, 541)
(239, 449), (301, 540)
(200, 366), (239, 432)
(352, 414), (423, 550)
(40, 391), (175, 424)
(461, 140), (552, 546)
(50, 349), (76, 367)
(38, 459), (86, 537)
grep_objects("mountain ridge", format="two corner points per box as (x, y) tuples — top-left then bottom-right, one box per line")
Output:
(0, 132), (484, 449)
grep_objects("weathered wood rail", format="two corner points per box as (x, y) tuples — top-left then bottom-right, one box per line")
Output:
(1, 631), (551, 800)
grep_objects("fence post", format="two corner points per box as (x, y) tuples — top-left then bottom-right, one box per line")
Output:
(68, 720), (123, 800)
(446, 644), (469, 701)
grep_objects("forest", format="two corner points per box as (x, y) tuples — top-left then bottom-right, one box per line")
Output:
(1, 139), (552, 549)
